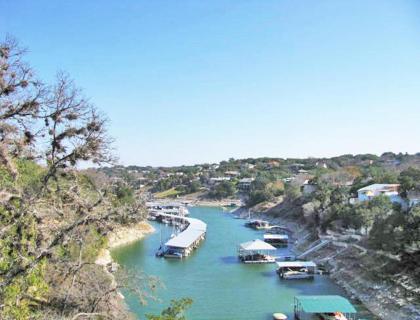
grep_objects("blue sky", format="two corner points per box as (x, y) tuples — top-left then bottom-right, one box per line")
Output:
(1, 1), (420, 166)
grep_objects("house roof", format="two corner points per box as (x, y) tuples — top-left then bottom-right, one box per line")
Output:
(358, 183), (399, 192)
(239, 239), (276, 251)
(295, 295), (356, 313)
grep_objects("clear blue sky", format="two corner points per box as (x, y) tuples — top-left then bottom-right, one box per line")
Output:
(1, 1), (420, 166)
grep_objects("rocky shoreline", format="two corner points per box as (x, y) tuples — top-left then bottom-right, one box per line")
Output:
(96, 221), (155, 267)
(231, 204), (419, 320)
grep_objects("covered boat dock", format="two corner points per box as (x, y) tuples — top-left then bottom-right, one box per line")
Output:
(294, 295), (357, 320)
(161, 214), (207, 258)
(276, 261), (316, 279)
(238, 239), (276, 263)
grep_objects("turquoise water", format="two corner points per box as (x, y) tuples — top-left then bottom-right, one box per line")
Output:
(112, 207), (374, 320)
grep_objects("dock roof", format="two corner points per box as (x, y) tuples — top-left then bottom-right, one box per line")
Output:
(295, 295), (356, 313)
(264, 234), (288, 240)
(164, 216), (206, 249)
(239, 239), (276, 251)
(276, 261), (316, 268)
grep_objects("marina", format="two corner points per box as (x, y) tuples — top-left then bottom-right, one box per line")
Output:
(112, 207), (375, 320)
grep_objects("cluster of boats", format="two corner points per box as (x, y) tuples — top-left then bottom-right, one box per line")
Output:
(240, 218), (317, 280)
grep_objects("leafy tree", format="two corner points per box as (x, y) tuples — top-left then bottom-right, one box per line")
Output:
(146, 298), (193, 320)
(398, 167), (420, 196)
(208, 181), (235, 199)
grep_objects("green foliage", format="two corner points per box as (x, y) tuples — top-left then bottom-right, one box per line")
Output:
(398, 167), (420, 196)
(2, 260), (48, 320)
(284, 183), (301, 201)
(208, 181), (235, 199)
(146, 298), (193, 320)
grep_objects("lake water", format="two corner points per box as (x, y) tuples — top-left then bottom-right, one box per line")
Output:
(112, 206), (374, 320)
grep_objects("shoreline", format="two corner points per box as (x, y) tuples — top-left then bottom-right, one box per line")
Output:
(96, 221), (156, 267)
(230, 204), (418, 320)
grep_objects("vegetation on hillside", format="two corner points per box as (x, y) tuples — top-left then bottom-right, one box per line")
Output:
(0, 37), (155, 319)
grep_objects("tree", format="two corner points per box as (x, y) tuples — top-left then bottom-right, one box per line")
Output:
(0, 38), (147, 319)
(399, 167), (420, 196)
(146, 298), (193, 320)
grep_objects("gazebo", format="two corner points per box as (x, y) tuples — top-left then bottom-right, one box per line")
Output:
(294, 295), (357, 320)
(238, 239), (276, 263)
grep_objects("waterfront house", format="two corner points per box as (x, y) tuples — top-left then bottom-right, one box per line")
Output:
(357, 184), (403, 204)
(237, 178), (254, 192)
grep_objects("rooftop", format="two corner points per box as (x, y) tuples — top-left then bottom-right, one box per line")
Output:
(295, 295), (357, 314)
(276, 261), (316, 268)
(264, 234), (288, 240)
(239, 239), (276, 251)
(358, 183), (400, 192)
(165, 216), (207, 249)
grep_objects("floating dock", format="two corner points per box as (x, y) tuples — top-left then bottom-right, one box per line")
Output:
(156, 213), (207, 259)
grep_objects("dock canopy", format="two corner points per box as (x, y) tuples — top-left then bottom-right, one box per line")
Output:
(295, 295), (357, 314)
(164, 216), (207, 249)
(276, 261), (316, 268)
(264, 234), (288, 240)
(240, 239), (276, 251)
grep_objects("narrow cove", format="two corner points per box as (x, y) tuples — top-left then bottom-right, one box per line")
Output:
(112, 207), (374, 320)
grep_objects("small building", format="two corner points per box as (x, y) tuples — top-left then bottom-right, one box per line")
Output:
(357, 183), (403, 204)
(407, 190), (420, 207)
(294, 295), (357, 320)
(237, 178), (254, 192)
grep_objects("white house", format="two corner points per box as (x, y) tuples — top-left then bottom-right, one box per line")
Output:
(357, 184), (403, 204)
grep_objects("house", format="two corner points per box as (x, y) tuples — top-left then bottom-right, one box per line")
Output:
(357, 184), (403, 204)
(209, 177), (231, 184)
(237, 178), (254, 192)
(407, 190), (420, 207)
(302, 180), (317, 195)
(224, 171), (240, 177)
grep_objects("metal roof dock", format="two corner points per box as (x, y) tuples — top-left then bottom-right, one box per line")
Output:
(294, 295), (357, 320)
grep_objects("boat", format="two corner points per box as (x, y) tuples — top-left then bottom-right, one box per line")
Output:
(263, 234), (288, 247)
(245, 219), (270, 230)
(276, 261), (317, 279)
(163, 250), (183, 259)
(318, 312), (348, 320)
